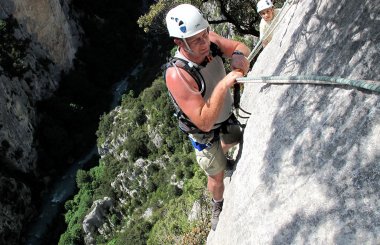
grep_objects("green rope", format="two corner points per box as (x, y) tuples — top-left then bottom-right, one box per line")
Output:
(240, 1), (380, 94)
(237, 75), (380, 93)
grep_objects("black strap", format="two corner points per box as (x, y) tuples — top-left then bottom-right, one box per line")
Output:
(162, 42), (227, 135)
(168, 57), (206, 97)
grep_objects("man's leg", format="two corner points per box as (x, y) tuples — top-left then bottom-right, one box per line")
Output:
(207, 170), (224, 201)
(220, 122), (243, 153)
(221, 123), (243, 170)
(194, 140), (227, 231)
(221, 141), (238, 154)
(208, 170), (225, 231)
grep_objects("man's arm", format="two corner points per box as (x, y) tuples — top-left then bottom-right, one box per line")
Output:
(209, 31), (251, 74)
(166, 66), (243, 132)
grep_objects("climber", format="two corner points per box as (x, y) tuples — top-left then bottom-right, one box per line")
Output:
(163, 4), (250, 231)
(257, 0), (281, 47)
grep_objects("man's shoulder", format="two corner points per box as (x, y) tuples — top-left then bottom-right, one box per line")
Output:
(165, 65), (184, 82)
(165, 64), (201, 94)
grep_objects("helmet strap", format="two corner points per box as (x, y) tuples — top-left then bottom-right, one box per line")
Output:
(182, 38), (195, 54)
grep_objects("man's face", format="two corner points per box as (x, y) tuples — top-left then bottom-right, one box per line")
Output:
(185, 29), (210, 57)
(260, 8), (274, 22)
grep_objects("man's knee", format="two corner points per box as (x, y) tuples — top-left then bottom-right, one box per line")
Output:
(208, 171), (224, 186)
(221, 140), (238, 154)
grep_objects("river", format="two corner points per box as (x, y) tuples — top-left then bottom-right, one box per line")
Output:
(24, 63), (141, 244)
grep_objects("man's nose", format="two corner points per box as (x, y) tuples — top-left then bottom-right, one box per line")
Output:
(198, 36), (208, 46)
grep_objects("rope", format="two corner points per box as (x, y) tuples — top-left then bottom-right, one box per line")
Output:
(237, 75), (380, 93)
(241, 1), (380, 93)
(235, 1), (380, 118)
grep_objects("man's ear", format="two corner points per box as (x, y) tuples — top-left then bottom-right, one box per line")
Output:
(174, 38), (183, 47)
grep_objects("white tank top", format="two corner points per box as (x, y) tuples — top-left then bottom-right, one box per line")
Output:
(174, 50), (233, 126)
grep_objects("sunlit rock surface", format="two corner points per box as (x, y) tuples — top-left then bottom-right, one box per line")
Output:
(208, 0), (380, 244)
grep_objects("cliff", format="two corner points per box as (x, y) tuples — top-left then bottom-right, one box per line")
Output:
(208, 0), (380, 244)
(1, 0), (80, 69)
(0, 0), (80, 243)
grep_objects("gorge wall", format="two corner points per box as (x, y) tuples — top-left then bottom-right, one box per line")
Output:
(1, 0), (80, 69)
(208, 0), (380, 244)
(0, 0), (80, 243)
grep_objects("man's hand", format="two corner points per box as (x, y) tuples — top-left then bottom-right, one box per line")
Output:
(231, 52), (250, 75)
(223, 70), (244, 89)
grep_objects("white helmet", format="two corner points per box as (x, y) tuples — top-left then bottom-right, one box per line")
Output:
(257, 0), (274, 12)
(165, 4), (209, 39)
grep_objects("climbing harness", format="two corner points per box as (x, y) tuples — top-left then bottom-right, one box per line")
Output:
(189, 113), (241, 151)
(163, 42), (227, 135)
(163, 42), (244, 152)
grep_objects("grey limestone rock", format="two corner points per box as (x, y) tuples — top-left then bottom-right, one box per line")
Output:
(83, 197), (114, 245)
(208, 0), (380, 244)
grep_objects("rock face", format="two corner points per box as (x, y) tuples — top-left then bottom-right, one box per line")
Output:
(208, 0), (380, 244)
(0, 1), (80, 244)
(83, 197), (114, 245)
(0, 0), (80, 69)
(0, 0), (81, 171)
(0, 175), (32, 245)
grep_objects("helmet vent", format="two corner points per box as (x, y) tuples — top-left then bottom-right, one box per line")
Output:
(171, 17), (187, 33)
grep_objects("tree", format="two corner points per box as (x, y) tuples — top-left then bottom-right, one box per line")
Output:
(138, 0), (205, 35)
(76, 169), (91, 189)
(138, 0), (262, 37)
(217, 0), (260, 36)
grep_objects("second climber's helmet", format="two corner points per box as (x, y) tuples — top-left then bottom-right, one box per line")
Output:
(257, 0), (274, 13)
(165, 4), (209, 39)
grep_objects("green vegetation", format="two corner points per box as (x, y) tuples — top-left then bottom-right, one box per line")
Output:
(0, 16), (30, 78)
(60, 78), (210, 244)
(138, 0), (286, 38)
(138, 0), (264, 37)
